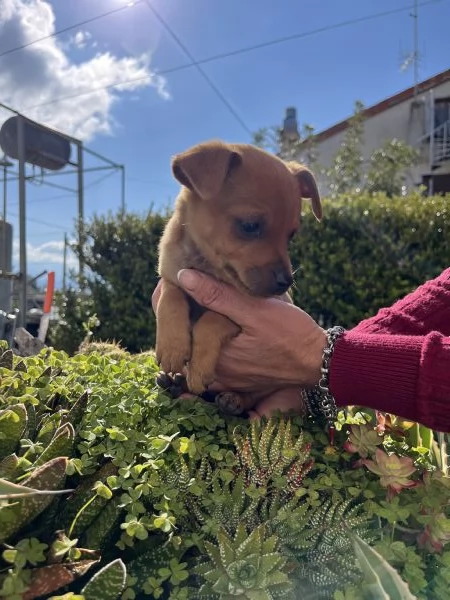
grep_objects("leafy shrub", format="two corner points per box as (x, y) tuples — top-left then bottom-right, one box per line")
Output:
(0, 343), (449, 599)
(50, 211), (166, 355)
(48, 290), (95, 356)
(291, 191), (449, 327)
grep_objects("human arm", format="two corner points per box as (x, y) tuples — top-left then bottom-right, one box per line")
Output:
(330, 330), (450, 431)
(351, 267), (450, 336)
(159, 269), (450, 432)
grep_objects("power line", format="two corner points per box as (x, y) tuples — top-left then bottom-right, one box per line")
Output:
(143, 0), (252, 135)
(23, 0), (443, 114)
(8, 192), (74, 207)
(84, 168), (119, 190)
(28, 230), (70, 238)
(7, 211), (69, 230)
(0, 1), (144, 59)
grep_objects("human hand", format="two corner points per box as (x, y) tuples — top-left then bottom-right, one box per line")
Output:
(152, 270), (327, 397)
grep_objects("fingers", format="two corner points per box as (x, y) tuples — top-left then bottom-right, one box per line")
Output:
(177, 269), (257, 325)
(251, 388), (305, 419)
(151, 279), (163, 313)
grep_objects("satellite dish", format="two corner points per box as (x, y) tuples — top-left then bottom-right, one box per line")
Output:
(0, 116), (71, 171)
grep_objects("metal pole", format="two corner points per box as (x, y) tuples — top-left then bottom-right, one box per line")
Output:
(413, 0), (419, 98)
(77, 142), (84, 281)
(63, 233), (67, 293)
(2, 165), (7, 272)
(0, 164), (121, 184)
(83, 145), (121, 168)
(120, 165), (125, 213)
(17, 115), (27, 328)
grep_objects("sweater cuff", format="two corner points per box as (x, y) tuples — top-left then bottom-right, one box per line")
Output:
(329, 332), (422, 420)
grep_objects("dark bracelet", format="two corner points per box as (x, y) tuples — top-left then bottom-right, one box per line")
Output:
(302, 325), (346, 425)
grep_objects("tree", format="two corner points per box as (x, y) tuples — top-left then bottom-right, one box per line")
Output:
(325, 100), (366, 198)
(255, 100), (420, 199)
(50, 210), (166, 354)
(366, 139), (420, 197)
(253, 122), (319, 168)
(49, 288), (94, 355)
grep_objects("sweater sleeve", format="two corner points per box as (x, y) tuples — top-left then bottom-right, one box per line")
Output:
(329, 331), (450, 432)
(350, 268), (450, 336)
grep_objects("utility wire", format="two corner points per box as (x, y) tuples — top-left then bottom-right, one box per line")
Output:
(7, 211), (69, 230)
(143, 0), (252, 134)
(84, 168), (119, 192)
(23, 0), (443, 114)
(0, 0), (144, 58)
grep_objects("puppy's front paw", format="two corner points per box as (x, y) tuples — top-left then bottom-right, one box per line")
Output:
(156, 332), (191, 375)
(215, 391), (246, 416)
(156, 371), (187, 399)
(186, 366), (215, 396)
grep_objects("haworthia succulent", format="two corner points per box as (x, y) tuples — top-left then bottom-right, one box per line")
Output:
(15, 359), (28, 372)
(80, 558), (127, 600)
(0, 457), (69, 542)
(65, 390), (90, 431)
(25, 402), (37, 440)
(0, 348), (13, 370)
(0, 403), (27, 459)
(82, 494), (123, 551)
(0, 453), (19, 479)
(22, 560), (98, 600)
(36, 415), (62, 447)
(33, 423), (75, 467)
(58, 461), (117, 530)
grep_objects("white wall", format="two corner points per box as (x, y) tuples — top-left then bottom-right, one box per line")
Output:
(310, 80), (450, 196)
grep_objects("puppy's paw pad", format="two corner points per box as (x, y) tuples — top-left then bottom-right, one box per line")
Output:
(215, 391), (245, 416)
(156, 371), (174, 389)
(156, 371), (186, 399)
(156, 346), (191, 376)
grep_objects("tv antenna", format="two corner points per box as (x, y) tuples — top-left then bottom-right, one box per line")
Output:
(399, 0), (421, 97)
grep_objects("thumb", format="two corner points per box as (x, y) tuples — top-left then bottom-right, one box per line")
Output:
(177, 269), (254, 324)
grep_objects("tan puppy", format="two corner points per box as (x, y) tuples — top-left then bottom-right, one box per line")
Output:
(156, 139), (322, 415)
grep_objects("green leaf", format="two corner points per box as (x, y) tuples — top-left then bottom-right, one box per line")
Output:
(352, 533), (418, 599)
(81, 559), (127, 600)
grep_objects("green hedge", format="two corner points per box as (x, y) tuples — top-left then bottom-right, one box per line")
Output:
(291, 192), (449, 328)
(50, 211), (167, 354)
(51, 193), (449, 353)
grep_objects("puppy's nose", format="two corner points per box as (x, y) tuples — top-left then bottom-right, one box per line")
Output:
(273, 268), (293, 294)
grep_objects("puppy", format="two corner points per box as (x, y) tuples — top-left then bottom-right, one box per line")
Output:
(155, 139), (322, 415)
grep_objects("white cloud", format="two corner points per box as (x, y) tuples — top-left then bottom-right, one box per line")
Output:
(13, 239), (78, 268)
(73, 30), (92, 49)
(0, 0), (169, 141)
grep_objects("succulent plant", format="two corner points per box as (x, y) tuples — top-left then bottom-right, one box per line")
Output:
(194, 522), (293, 599)
(362, 448), (419, 499)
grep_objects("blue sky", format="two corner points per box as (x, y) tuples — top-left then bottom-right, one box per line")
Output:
(0, 0), (449, 287)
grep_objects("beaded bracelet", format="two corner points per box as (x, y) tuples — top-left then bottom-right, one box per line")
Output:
(302, 325), (346, 443)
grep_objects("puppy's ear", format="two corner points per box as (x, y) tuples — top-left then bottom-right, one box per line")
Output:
(286, 161), (322, 221)
(171, 141), (242, 200)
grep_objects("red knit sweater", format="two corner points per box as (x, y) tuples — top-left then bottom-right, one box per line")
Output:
(329, 267), (450, 432)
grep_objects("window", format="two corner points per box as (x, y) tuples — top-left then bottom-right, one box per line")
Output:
(434, 98), (450, 129)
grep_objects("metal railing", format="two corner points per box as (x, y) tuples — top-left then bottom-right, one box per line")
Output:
(431, 120), (450, 166)
(419, 119), (450, 170)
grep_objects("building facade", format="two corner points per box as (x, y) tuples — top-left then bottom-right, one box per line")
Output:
(297, 68), (450, 197)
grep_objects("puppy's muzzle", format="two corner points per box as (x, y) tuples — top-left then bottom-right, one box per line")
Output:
(245, 264), (293, 296)
(272, 268), (293, 294)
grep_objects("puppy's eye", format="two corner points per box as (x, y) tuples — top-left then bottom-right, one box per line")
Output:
(236, 219), (263, 239)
